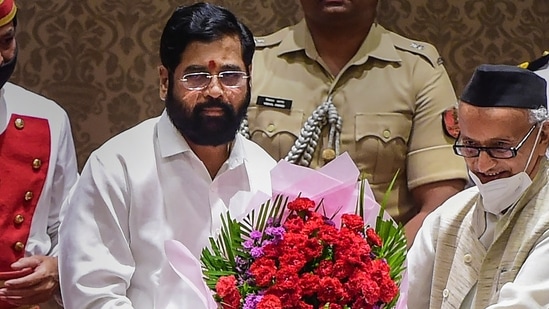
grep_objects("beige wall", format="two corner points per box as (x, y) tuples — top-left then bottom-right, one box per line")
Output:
(10, 0), (547, 169)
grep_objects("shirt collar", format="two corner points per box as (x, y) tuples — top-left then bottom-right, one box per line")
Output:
(156, 109), (248, 170)
(276, 20), (401, 66)
(157, 109), (193, 158)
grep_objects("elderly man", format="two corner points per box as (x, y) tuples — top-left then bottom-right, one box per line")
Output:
(408, 64), (549, 308)
(59, 3), (275, 308)
(0, 1), (78, 308)
(242, 0), (468, 245)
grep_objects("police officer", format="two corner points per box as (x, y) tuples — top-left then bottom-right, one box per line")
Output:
(242, 0), (468, 244)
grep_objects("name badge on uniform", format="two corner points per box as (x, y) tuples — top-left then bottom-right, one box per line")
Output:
(256, 96), (292, 110)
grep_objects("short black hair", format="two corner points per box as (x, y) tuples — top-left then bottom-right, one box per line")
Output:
(159, 2), (254, 73)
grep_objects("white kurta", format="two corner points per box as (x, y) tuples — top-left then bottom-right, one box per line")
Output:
(58, 111), (277, 309)
(0, 82), (78, 258)
(408, 185), (549, 308)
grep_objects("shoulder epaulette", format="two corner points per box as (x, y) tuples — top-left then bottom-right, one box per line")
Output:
(389, 32), (443, 67)
(253, 27), (290, 49)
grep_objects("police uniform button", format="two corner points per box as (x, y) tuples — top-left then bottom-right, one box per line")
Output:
(24, 191), (34, 201)
(321, 148), (336, 162)
(442, 288), (449, 298)
(32, 158), (42, 169)
(463, 253), (473, 264)
(13, 241), (25, 252)
(14, 214), (24, 225)
(383, 129), (391, 138)
(14, 118), (25, 129)
(266, 123), (275, 132)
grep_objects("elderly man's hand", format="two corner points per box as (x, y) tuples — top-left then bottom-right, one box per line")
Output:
(0, 255), (59, 306)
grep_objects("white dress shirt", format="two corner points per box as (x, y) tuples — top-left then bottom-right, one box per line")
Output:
(59, 111), (276, 309)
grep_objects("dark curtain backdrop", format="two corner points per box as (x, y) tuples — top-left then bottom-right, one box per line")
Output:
(10, 0), (548, 169)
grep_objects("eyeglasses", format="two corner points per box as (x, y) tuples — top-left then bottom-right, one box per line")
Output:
(453, 124), (537, 159)
(179, 71), (249, 91)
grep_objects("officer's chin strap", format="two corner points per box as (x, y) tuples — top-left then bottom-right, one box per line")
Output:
(239, 95), (342, 167)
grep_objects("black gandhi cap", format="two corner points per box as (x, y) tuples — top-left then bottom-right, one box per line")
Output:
(460, 64), (547, 109)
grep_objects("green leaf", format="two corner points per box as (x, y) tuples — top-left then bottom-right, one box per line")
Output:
(371, 169), (408, 308)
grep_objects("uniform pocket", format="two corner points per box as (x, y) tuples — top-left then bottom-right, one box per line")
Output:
(354, 113), (412, 184)
(247, 106), (305, 160)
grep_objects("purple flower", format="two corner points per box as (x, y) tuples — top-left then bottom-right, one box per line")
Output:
(265, 226), (285, 238)
(243, 239), (254, 249)
(235, 256), (249, 274)
(266, 217), (280, 226)
(323, 217), (336, 226)
(250, 230), (262, 241)
(243, 294), (263, 309)
(250, 246), (264, 259)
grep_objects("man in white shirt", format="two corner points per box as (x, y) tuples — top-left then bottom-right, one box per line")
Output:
(58, 3), (276, 308)
(408, 64), (549, 308)
(0, 1), (79, 308)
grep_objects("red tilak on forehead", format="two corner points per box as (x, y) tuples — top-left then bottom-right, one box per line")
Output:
(208, 60), (216, 70)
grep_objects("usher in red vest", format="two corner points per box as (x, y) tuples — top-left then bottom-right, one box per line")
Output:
(0, 114), (50, 309)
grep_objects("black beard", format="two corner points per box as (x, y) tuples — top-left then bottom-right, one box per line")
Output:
(165, 86), (249, 146)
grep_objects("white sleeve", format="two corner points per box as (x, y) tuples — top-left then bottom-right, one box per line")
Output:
(47, 110), (79, 256)
(407, 210), (439, 309)
(59, 152), (135, 309)
(486, 230), (549, 308)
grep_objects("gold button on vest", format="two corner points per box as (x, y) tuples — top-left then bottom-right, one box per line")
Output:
(32, 158), (42, 170)
(14, 118), (25, 129)
(14, 214), (24, 225)
(13, 241), (25, 252)
(24, 191), (34, 201)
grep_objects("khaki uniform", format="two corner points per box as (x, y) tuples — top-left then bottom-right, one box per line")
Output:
(248, 19), (468, 223)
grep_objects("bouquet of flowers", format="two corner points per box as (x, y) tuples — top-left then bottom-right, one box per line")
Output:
(166, 153), (408, 309)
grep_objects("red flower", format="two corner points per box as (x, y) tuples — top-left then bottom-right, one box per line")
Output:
(379, 275), (399, 303)
(263, 242), (282, 258)
(215, 275), (241, 309)
(250, 257), (277, 287)
(301, 238), (324, 261)
(287, 197), (315, 211)
(331, 259), (355, 280)
(278, 250), (307, 272)
(283, 215), (305, 233)
(347, 270), (381, 305)
(315, 259), (334, 277)
(207, 204), (401, 309)
(257, 294), (282, 309)
(316, 276), (347, 304)
(341, 213), (365, 233)
(366, 227), (382, 247)
(299, 272), (321, 296)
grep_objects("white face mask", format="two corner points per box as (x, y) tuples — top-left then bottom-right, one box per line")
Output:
(469, 124), (543, 215)
(469, 170), (532, 215)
